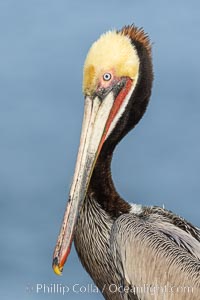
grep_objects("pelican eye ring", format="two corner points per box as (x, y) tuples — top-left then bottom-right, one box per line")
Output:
(103, 73), (112, 81)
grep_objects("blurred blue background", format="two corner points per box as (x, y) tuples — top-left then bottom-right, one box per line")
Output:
(1, 1), (200, 299)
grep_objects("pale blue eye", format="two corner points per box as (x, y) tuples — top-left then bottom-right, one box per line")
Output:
(103, 73), (112, 81)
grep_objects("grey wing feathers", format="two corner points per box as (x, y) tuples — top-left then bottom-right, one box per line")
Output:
(146, 206), (200, 242)
(110, 212), (200, 299)
(142, 212), (200, 260)
(155, 220), (200, 259)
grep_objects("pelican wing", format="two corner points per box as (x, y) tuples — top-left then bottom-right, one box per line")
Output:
(145, 206), (200, 242)
(110, 212), (200, 299)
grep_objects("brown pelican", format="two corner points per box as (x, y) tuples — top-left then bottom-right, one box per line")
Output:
(52, 25), (200, 299)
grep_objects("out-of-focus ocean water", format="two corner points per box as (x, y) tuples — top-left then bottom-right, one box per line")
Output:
(1, 1), (200, 299)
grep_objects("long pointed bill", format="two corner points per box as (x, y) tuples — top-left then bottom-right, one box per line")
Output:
(52, 78), (134, 275)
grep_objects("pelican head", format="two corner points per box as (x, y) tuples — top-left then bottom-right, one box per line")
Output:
(53, 25), (153, 275)
(83, 30), (140, 97)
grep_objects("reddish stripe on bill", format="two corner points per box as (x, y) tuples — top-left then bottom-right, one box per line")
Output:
(98, 78), (133, 153)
